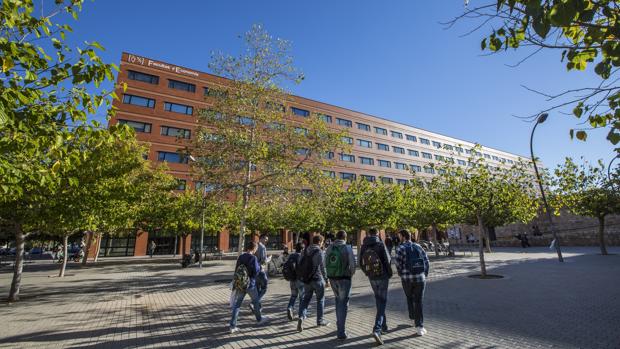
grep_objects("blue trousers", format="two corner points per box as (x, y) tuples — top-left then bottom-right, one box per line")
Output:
(298, 279), (325, 324)
(369, 278), (389, 332)
(229, 286), (262, 328)
(330, 278), (352, 337)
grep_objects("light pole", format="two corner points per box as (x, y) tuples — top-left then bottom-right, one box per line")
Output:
(529, 113), (564, 262)
(189, 155), (206, 269)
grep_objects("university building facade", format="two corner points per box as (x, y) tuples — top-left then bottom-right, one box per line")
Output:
(105, 52), (532, 256)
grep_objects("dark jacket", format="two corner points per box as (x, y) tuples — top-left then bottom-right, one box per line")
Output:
(359, 235), (393, 279)
(302, 244), (327, 283)
(235, 252), (260, 288)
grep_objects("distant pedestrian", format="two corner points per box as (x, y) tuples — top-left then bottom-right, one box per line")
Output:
(385, 235), (393, 256)
(522, 233), (531, 248)
(359, 228), (392, 345)
(229, 241), (268, 334)
(396, 229), (429, 337)
(325, 230), (356, 340)
(149, 240), (156, 258)
(297, 234), (330, 332)
(282, 242), (304, 321)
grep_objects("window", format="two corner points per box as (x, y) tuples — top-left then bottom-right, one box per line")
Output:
(374, 127), (387, 135)
(432, 141), (442, 148)
(319, 114), (332, 123)
(419, 138), (430, 145)
(360, 157), (374, 165)
(395, 162), (407, 170)
(397, 179), (409, 185)
(122, 94), (155, 108)
(492, 155), (499, 161)
(238, 116), (255, 126)
(176, 179), (187, 191)
(340, 172), (356, 181)
(406, 134), (417, 142)
(410, 164), (422, 172)
(266, 102), (285, 112)
(340, 153), (355, 162)
(322, 151), (335, 159)
(118, 119), (151, 133)
(393, 146), (405, 154)
(377, 143), (390, 151)
(168, 79), (196, 93)
(160, 126), (191, 139)
(301, 189), (313, 196)
(391, 131), (403, 139)
(128, 70), (159, 84)
(295, 148), (309, 155)
(357, 122), (370, 131)
(455, 146), (464, 153)
(508, 159), (514, 164)
(157, 151), (188, 164)
(361, 175), (376, 182)
(381, 177), (393, 184)
(434, 154), (444, 161)
(164, 102), (193, 115)
(291, 107), (310, 117)
(466, 149), (472, 155)
(423, 166), (435, 174)
(295, 127), (309, 135)
(341, 136), (353, 145)
(408, 149), (419, 157)
(268, 122), (285, 130)
(337, 118), (352, 127)
(204, 87), (227, 98)
(357, 139), (372, 148)
(378, 159), (391, 168)
(444, 144), (454, 151)
(458, 159), (467, 165)
(422, 152), (432, 159)
(484, 154), (491, 159)
(324, 170), (336, 178)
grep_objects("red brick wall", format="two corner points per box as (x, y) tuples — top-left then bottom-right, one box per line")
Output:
(135, 231), (148, 256)
(219, 229), (229, 252)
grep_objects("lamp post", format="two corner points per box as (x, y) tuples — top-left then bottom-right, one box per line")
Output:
(529, 113), (564, 262)
(189, 155), (206, 269)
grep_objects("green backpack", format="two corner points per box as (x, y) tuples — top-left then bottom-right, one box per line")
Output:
(326, 245), (347, 278)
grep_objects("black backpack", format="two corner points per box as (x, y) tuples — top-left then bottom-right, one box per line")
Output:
(361, 245), (385, 279)
(282, 253), (300, 281)
(297, 249), (319, 283)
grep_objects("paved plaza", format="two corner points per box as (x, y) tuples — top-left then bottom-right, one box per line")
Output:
(0, 247), (619, 349)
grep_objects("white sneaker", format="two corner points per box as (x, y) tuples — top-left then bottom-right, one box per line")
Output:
(257, 316), (269, 325)
(416, 327), (427, 336)
(229, 327), (239, 334)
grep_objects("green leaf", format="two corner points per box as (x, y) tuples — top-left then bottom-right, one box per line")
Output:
(532, 15), (551, 38)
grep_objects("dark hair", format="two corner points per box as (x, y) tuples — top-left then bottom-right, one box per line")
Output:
(336, 230), (347, 240)
(259, 233), (268, 240)
(244, 241), (258, 252)
(398, 229), (411, 240)
(302, 232), (311, 244)
(312, 234), (324, 245)
(368, 227), (379, 236)
(294, 242), (304, 253)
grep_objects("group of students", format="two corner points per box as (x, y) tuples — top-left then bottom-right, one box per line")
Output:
(229, 228), (430, 345)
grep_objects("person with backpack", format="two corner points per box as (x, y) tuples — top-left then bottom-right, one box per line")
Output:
(252, 234), (269, 312)
(283, 242), (305, 321)
(325, 230), (356, 340)
(229, 241), (268, 334)
(359, 228), (392, 345)
(297, 234), (330, 332)
(395, 229), (429, 336)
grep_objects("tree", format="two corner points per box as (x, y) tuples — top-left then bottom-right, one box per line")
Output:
(450, 0), (620, 151)
(553, 157), (620, 255)
(437, 154), (538, 277)
(191, 24), (345, 254)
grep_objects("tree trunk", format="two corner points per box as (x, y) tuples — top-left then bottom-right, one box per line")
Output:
(476, 214), (487, 278)
(81, 231), (92, 266)
(9, 223), (25, 302)
(598, 216), (608, 255)
(59, 235), (69, 278)
(431, 223), (440, 257)
(237, 185), (251, 256)
(173, 235), (178, 257)
(484, 226), (492, 253)
(181, 235), (187, 256)
(93, 233), (102, 262)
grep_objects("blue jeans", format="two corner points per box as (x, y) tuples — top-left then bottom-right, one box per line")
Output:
(330, 278), (352, 337)
(229, 286), (262, 328)
(287, 280), (305, 310)
(402, 279), (425, 327)
(256, 271), (268, 304)
(298, 279), (325, 324)
(369, 278), (389, 332)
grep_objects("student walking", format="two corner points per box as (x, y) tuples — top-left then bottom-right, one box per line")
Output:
(253, 234), (269, 312)
(149, 240), (156, 258)
(229, 241), (268, 334)
(325, 230), (356, 340)
(359, 228), (392, 345)
(282, 242), (305, 321)
(297, 234), (330, 332)
(395, 229), (429, 336)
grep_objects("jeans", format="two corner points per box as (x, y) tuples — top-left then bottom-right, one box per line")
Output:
(229, 286), (262, 328)
(287, 280), (305, 310)
(256, 271), (268, 304)
(330, 278), (352, 337)
(298, 279), (325, 324)
(369, 278), (389, 333)
(401, 279), (425, 327)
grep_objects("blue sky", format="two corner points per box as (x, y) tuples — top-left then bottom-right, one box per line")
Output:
(63, 0), (614, 169)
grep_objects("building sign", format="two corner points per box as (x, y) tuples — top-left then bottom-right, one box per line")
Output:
(126, 54), (200, 78)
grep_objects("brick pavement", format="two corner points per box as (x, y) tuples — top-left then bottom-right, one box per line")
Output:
(0, 247), (619, 349)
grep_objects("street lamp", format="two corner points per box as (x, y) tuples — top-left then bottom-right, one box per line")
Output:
(189, 155), (206, 268)
(529, 113), (564, 262)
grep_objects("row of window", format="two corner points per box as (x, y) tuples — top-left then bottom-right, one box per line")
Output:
(336, 153), (432, 172)
(122, 93), (194, 116)
(323, 171), (432, 184)
(118, 119), (191, 139)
